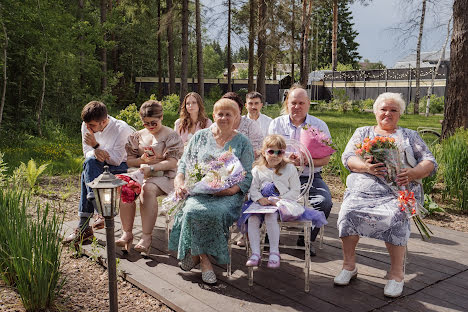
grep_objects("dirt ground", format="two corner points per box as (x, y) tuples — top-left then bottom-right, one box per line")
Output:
(1, 175), (467, 311)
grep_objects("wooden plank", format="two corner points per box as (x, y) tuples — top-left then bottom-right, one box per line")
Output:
(394, 292), (467, 312)
(419, 284), (468, 309)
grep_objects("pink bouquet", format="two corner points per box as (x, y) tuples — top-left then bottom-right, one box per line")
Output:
(300, 125), (336, 158)
(116, 170), (144, 203)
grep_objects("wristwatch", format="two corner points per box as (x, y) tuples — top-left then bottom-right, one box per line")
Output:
(93, 143), (100, 149)
(150, 166), (154, 173)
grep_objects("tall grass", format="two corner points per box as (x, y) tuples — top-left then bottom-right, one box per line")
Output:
(0, 183), (64, 310)
(325, 129), (354, 185)
(439, 128), (468, 211)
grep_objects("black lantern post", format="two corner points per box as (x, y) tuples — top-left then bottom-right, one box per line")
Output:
(87, 166), (127, 312)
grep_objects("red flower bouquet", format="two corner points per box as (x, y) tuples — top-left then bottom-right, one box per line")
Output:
(116, 170), (144, 203)
(300, 125), (336, 158)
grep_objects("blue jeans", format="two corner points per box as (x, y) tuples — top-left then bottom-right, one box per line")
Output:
(300, 172), (333, 241)
(79, 157), (128, 218)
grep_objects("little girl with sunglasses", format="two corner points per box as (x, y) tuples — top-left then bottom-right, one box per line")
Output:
(238, 134), (301, 268)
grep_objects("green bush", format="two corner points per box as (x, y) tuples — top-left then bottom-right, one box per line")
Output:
(362, 98), (374, 110)
(331, 89), (349, 112)
(161, 94), (181, 113)
(0, 187), (64, 311)
(324, 129), (353, 185)
(18, 159), (49, 191)
(422, 144), (440, 195)
(207, 84), (224, 102)
(351, 100), (363, 112)
(439, 129), (468, 210)
(420, 95), (444, 114)
(116, 103), (143, 130)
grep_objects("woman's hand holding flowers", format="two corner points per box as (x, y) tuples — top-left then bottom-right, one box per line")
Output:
(364, 156), (387, 179)
(174, 174), (188, 199)
(396, 168), (415, 187)
(213, 185), (240, 197)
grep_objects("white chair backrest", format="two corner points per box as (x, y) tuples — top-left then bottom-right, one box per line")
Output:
(284, 139), (314, 200)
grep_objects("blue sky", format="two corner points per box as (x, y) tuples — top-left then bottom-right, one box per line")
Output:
(350, 0), (452, 67)
(204, 0), (453, 68)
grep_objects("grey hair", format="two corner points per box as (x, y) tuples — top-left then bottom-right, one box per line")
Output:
(373, 92), (406, 115)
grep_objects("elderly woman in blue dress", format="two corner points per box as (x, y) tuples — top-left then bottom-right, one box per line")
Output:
(334, 92), (437, 298)
(168, 98), (254, 285)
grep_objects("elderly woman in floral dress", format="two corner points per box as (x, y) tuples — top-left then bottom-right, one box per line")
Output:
(169, 98), (254, 285)
(334, 92), (437, 298)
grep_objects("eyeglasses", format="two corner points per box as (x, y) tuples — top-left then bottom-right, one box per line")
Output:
(143, 120), (160, 127)
(266, 149), (285, 156)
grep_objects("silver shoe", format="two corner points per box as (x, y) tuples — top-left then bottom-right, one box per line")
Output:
(179, 252), (198, 271)
(201, 270), (217, 285)
(333, 268), (358, 286)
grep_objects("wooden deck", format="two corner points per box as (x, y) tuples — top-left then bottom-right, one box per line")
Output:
(62, 203), (468, 312)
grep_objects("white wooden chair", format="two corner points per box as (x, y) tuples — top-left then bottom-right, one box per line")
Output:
(243, 139), (324, 292)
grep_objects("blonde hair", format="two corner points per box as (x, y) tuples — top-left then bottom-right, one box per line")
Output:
(281, 84), (308, 115)
(254, 134), (289, 175)
(213, 98), (239, 114)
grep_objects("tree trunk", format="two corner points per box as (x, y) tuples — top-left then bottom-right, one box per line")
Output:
(227, 0), (232, 92)
(426, 16), (451, 117)
(167, 0), (176, 94)
(0, 22), (7, 129)
(331, 0), (338, 71)
(195, 0), (204, 98)
(157, 0), (163, 97)
(248, 0), (256, 92)
(180, 0), (189, 102)
(100, 0), (108, 92)
(37, 53), (48, 137)
(300, 0), (313, 86)
(257, 0), (267, 97)
(291, 0), (295, 83)
(414, 0), (427, 114)
(78, 0), (85, 88)
(442, 0), (468, 138)
(109, 0), (118, 72)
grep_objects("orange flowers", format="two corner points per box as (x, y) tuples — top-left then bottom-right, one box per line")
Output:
(355, 136), (397, 158)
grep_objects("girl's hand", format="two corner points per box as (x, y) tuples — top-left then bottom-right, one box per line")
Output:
(364, 156), (387, 178)
(258, 197), (272, 206)
(397, 168), (415, 187)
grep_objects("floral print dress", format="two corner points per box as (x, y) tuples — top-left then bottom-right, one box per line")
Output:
(338, 126), (437, 246)
(168, 128), (254, 264)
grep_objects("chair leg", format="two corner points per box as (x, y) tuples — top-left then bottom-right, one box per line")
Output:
(319, 226), (324, 249)
(227, 226), (233, 276)
(304, 225), (311, 293)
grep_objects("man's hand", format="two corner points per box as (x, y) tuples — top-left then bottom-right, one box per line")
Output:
(94, 149), (110, 162)
(84, 130), (98, 147)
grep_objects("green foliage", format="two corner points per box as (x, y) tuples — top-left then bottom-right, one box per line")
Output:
(331, 89), (350, 112)
(0, 153), (7, 187)
(420, 95), (445, 114)
(18, 159), (49, 191)
(422, 144), (440, 194)
(116, 103), (144, 130)
(161, 94), (181, 113)
(0, 188), (64, 310)
(324, 129), (353, 184)
(361, 98), (375, 110)
(423, 194), (445, 215)
(207, 85), (224, 102)
(439, 128), (468, 210)
(203, 44), (225, 78)
(320, 63), (356, 72)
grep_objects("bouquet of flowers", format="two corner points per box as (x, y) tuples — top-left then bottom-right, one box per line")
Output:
(300, 125), (336, 158)
(355, 136), (400, 187)
(161, 147), (246, 217)
(116, 170), (144, 203)
(355, 136), (432, 239)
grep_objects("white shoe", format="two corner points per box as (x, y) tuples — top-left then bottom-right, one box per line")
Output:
(384, 279), (404, 298)
(333, 268), (358, 286)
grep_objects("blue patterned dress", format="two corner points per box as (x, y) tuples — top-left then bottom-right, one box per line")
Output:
(168, 128), (254, 264)
(338, 126), (437, 246)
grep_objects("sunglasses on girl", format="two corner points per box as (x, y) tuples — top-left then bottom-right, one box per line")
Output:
(143, 120), (160, 127)
(266, 149), (285, 156)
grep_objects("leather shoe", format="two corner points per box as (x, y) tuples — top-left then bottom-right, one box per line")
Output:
(201, 270), (217, 285)
(334, 268), (358, 286)
(384, 279), (404, 298)
(63, 226), (94, 246)
(92, 215), (105, 230)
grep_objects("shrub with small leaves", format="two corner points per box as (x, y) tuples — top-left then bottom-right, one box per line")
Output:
(116, 103), (143, 130)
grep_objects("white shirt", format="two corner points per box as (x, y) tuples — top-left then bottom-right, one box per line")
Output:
(249, 163), (301, 202)
(81, 116), (134, 166)
(268, 114), (331, 174)
(245, 112), (273, 137)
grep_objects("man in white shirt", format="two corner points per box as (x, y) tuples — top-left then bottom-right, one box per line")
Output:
(244, 91), (272, 138)
(63, 101), (134, 245)
(268, 86), (333, 256)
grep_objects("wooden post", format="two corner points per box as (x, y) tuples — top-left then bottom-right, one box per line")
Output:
(407, 65), (412, 113)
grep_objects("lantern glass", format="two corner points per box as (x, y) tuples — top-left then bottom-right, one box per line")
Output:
(96, 188), (120, 217)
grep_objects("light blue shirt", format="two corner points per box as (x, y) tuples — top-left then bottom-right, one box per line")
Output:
(268, 114), (331, 173)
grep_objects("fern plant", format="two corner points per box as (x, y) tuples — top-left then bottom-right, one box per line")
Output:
(19, 159), (49, 190)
